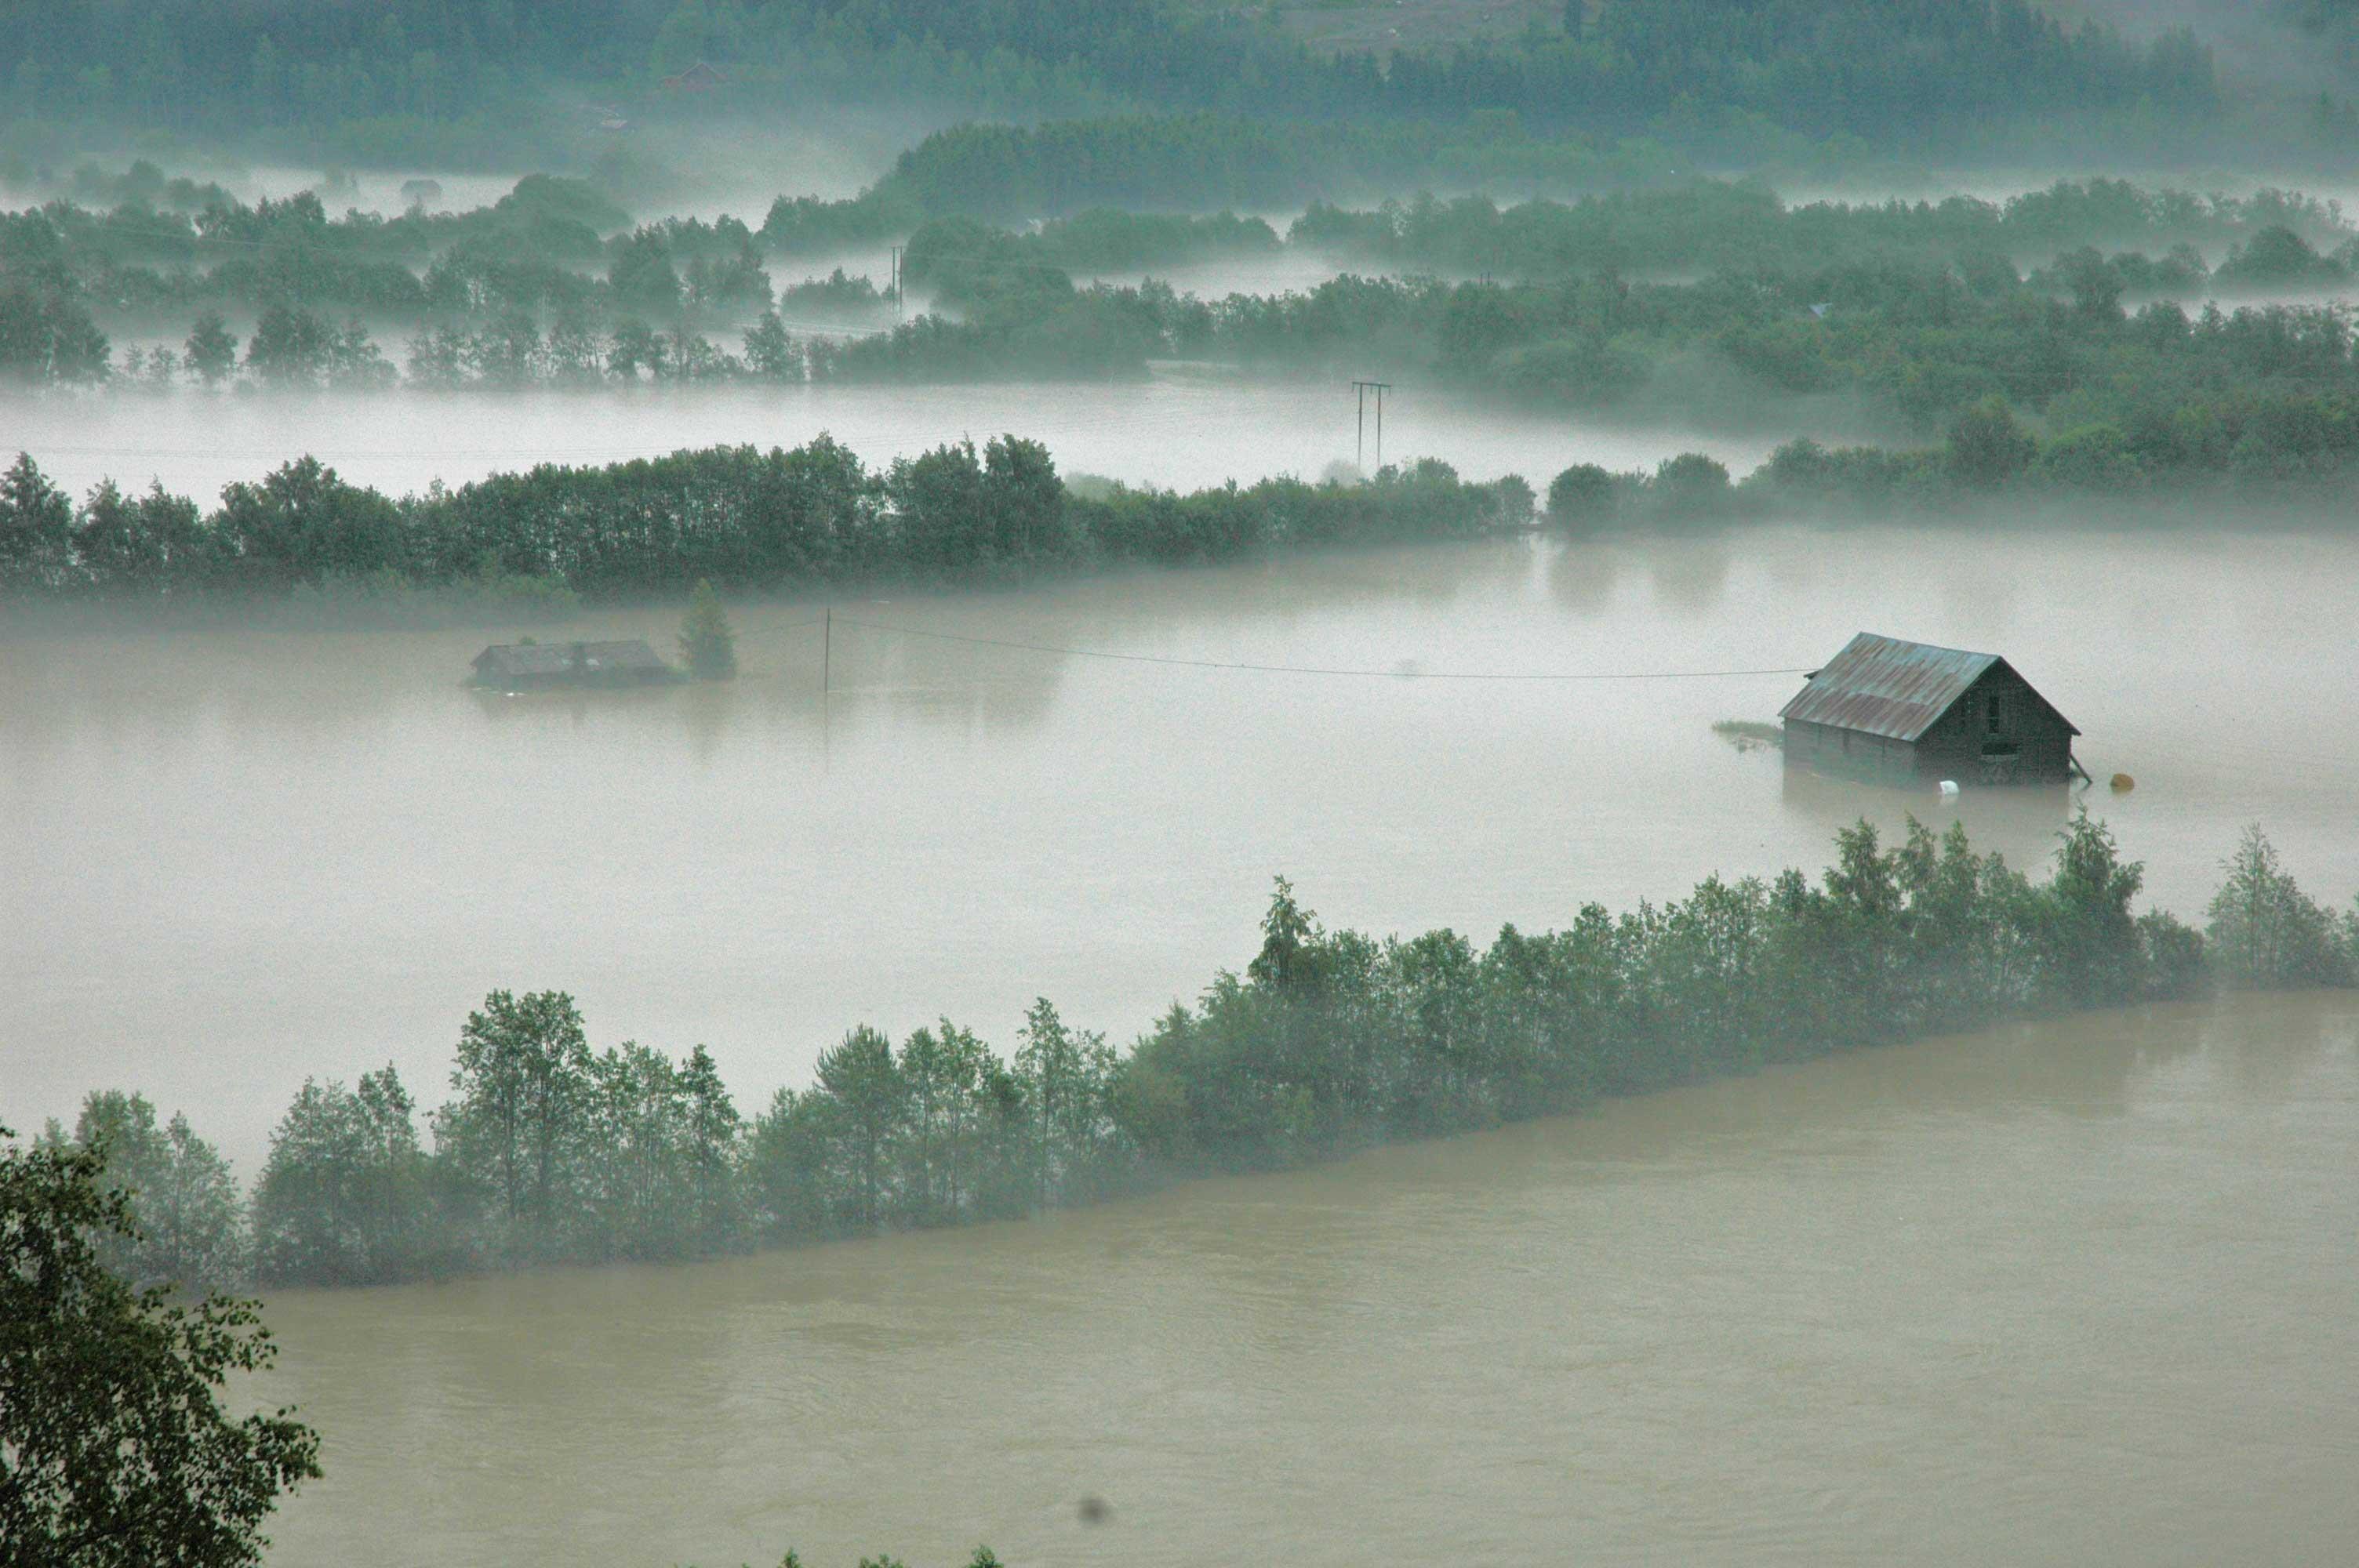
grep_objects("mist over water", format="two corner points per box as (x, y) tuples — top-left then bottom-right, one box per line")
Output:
(0, 381), (1792, 506)
(245, 990), (2359, 1567)
(9, 522), (2356, 1176)
(16, 1), (2359, 1563)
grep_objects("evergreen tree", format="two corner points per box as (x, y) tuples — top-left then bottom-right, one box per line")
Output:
(0, 452), (78, 595)
(678, 578), (738, 678)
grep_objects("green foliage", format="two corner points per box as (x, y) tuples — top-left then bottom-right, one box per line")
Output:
(1546, 463), (1619, 528)
(13, 173), (2359, 419)
(1295, 180), (2338, 286)
(1946, 397), (2039, 488)
(1652, 452), (1733, 518)
(69, 819), (2359, 1292)
(184, 310), (237, 385)
(1, 450), (78, 596)
(496, 174), (628, 237)
(43, 1094), (247, 1295)
(2215, 225), (2347, 288)
(0, 0), (2226, 158)
(251, 1067), (437, 1287)
(2206, 826), (2358, 988)
(0, 1127), (320, 1566)
(609, 228), (685, 314)
(0, 285), (108, 384)
(213, 456), (406, 591)
(27, 344), (2359, 621)
(679, 579), (738, 679)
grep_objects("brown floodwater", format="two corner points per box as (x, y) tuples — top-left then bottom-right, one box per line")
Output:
(6, 521), (2357, 1171)
(244, 989), (2359, 1567)
(5, 503), (2358, 1568)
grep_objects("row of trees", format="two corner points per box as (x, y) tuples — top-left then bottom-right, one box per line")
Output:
(3, 194), (794, 353)
(0, 441), (1535, 604)
(1544, 379), (2359, 531)
(16, 169), (2359, 397)
(25, 247), (2359, 429)
(38, 820), (2357, 1297)
(812, 218), (2359, 437)
(23, 159), (2345, 347)
(1288, 181), (2353, 288)
(15, 383), (2359, 618)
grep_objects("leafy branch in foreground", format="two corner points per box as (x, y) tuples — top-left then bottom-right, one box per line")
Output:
(0, 1129), (321, 1568)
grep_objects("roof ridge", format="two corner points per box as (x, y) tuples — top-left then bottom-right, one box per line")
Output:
(1852, 630), (1998, 662)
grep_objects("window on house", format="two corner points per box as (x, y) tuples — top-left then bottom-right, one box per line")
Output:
(1985, 694), (2001, 734)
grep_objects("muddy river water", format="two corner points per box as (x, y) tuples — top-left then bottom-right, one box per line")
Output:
(5, 517), (2358, 1565)
(244, 990), (2359, 1567)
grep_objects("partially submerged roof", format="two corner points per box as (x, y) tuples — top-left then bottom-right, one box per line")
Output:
(473, 640), (670, 678)
(1779, 632), (2077, 742)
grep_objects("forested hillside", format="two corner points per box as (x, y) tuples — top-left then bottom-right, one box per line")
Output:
(0, 0), (2237, 163)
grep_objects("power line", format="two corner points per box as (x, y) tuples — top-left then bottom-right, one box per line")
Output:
(830, 616), (1810, 682)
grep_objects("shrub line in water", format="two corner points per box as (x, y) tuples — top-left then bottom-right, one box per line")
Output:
(36, 822), (2357, 1296)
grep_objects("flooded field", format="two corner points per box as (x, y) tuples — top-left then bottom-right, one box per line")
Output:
(7, 521), (2355, 1174)
(245, 988), (2359, 1567)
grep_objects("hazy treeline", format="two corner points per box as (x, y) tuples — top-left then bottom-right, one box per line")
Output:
(1290, 180), (2355, 286)
(0, 441), (1533, 608)
(1, 0), (2237, 161)
(16, 385), (2359, 624)
(0, 175), (775, 371)
(845, 220), (2359, 444)
(754, 115), (1801, 252)
(13, 170), (2358, 406)
(38, 821), (2357, 1294)
(1570, 368), (2359, 525)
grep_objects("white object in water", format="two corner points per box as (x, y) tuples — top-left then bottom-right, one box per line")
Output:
(1938, 780), (1961, 800)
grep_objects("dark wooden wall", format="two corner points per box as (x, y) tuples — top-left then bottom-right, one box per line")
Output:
(1909, 666), (2077, 784)
(1782, 717), (1921, 787)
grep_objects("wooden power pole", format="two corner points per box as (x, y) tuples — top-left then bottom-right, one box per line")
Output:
(1352, 379), (1392, 472)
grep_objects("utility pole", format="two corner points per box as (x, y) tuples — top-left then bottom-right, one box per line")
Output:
(889, 246), (903, 321)
(1352, 380), (1392, 472)
(823, 606), (832, 695)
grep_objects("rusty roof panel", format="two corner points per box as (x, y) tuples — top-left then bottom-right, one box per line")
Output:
(1778, 632), (2019, 742)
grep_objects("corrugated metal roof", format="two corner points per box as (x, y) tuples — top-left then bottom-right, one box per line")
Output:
(1779, 631), (2072, 742)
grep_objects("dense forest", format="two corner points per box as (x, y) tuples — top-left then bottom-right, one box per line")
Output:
(0, 0), (2241, 162)
(34, 821), (2357, 1293)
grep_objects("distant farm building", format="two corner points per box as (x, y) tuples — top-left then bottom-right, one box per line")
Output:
(1779, 632), (2084, 786)
(471, 640), (677, 691)
(661, 61), (728, 93)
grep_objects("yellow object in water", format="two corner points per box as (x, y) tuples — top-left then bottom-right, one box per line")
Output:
(2110, 773), (2136, 793)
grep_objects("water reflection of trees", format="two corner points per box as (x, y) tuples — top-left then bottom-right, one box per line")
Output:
(3, 537), (1554, 752)
(1779, 768), (2072, 878)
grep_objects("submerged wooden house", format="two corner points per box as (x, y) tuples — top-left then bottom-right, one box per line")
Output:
(1779, 632), (2083, 786)
(471, 640), (678, 691)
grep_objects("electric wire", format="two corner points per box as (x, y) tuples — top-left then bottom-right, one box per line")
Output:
(827, 615), (1810, 682)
